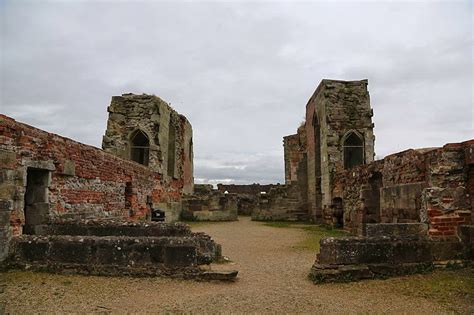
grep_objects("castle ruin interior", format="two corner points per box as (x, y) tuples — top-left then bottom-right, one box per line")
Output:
(0, 79), (472, 282)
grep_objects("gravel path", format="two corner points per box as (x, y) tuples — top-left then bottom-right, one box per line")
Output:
(0, 217), (468, 314)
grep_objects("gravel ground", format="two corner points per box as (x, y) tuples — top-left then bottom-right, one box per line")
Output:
(1, 217), (472, 314)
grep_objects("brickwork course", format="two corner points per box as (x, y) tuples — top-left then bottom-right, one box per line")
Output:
(0, 94), (194, 262)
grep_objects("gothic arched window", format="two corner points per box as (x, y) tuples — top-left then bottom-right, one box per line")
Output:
(130, 130), (150, 166)
(343, 132), (364, 169)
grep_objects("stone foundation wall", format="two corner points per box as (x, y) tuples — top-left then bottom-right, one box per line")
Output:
(3, 219), (226, 278)
(310, 223), (473, 283)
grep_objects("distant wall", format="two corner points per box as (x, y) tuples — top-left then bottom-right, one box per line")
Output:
(216, 184), (277, 195)
(182, 185), (238, 221)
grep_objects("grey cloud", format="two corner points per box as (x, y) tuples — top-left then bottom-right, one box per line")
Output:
(1, 0), (472, 184)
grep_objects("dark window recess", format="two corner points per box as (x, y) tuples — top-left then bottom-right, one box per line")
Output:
(130, 130), (150, 166)
(343, 132), (364, 169)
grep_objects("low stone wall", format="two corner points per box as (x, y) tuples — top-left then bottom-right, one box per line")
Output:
(236, 194), (258, 216)
(309, 231), (472, 283)
(38, 219), (191, 237)
(182, 186), (238, 221)
(252, 185), (308, 221)
(309, 222), (474, 283)
(3, 220), (234, 280)
(310, 236), (433, 283)
(7, 235), (202, 277)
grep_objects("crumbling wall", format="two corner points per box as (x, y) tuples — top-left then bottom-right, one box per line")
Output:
(216, 184), (281, 216)
(304, 79), (375, 222)
(422, 142), (473, 238)
(283, 125), (308, 210)
(251, 184), (308, 221)
(102, 94), (193, 194)
(181, 185), (238, 221)
(0, 113), (190, 262)
(329, 142), (473, 238)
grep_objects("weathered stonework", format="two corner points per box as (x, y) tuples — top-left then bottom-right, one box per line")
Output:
(3, 219), (236, 280)
(102, 93), (193, 195)
(275, 79), (473, 282)
(0, 93), (196, 266)
(304, 80), (375, 222)
(181, 185), (238, 221)
(216, 184), (278, 216)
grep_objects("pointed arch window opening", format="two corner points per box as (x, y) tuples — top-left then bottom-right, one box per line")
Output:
(343, 132), (364, 170)
(130, 130), (150, 166)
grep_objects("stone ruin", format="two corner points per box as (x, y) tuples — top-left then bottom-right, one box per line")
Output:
(0, 94), (236, 280)
(0, 79), (472, 284)
(273, 79), (473, 282)
(181, 184), (238, 221)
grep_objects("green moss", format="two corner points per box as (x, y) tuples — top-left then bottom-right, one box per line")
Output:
(263, 221), (349, 252)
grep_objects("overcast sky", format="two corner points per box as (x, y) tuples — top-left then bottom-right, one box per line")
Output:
(1, 0), (472, 185)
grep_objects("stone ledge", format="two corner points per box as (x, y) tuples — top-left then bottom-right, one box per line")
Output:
(39, 219), (192, 237)
(309, 262), (434, 284)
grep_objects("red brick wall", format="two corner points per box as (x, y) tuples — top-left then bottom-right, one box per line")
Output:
(331, 142), (473, 237)
(0, 115), (185, 235)
(425, 141), (474, 239)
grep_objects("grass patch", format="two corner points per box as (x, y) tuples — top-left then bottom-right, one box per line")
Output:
(263, 221), (349, 252)
(388, 268), (474, 310)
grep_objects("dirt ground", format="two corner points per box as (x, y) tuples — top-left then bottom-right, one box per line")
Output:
(1, 216), (473, 314)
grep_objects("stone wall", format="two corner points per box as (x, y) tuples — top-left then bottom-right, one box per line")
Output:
(3, 219), (236, 280)
(251, 184), (308, 221)
(279, 79), (374, 222)
(0, 113), (191, 262)
(298, 80), (374, 222)
(216, 184), (276, 194)
(310, 222), (473, 283)
(216, 184), (281, 216)
(181, 185), (238, 221)
(328, 141), (473, 238)
(102, 93), (193, 195)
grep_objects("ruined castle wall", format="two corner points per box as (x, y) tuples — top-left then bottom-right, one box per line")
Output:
(0, 114), (187, 261)
(422, 141), (473, 238)
(305, 80), (374, 223)
(330, 141), (473, 237)
(102, 94), (193, 194)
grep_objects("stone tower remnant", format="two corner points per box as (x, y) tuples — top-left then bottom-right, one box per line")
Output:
(102, 93), (194, 195)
